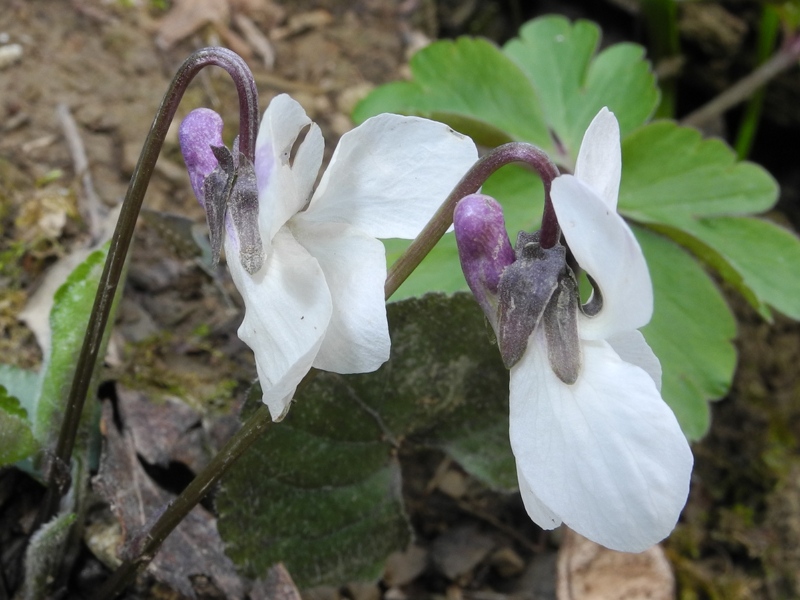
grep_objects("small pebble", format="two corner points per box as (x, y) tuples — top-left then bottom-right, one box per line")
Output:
(0, 43), (22, 70)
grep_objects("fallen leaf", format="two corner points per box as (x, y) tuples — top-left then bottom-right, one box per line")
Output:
(115, 386), (201, 468)
(93, 402), (243, 599)
(430, 524), (496, 581)
(556, 528), (675, 600)
(156, 0), (231, 49)
(250, 563), (303, 600)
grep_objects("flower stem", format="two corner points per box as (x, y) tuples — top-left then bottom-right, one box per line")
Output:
(385, 141), (559, 297)
(39, 48), (259, 528)
(681, 33), (800, 129)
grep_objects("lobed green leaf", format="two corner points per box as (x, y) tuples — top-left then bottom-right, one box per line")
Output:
(504, 16), (658, 165)
(636, 227), (737, 440)
(353, 37), (552, 150)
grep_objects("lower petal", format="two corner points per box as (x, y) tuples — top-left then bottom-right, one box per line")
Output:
(606, 330), (662, 391)
(226, 228), (332, 420)
(509, 330), (692, 552)
(517, 470), (562, 531)
(292, 218), (390, 374)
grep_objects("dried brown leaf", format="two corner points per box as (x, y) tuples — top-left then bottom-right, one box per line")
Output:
(556, 528), (674, 600)
(156, 0), (231, 49)
(93, 402), (243, 599)
(116, 386), (201, 468)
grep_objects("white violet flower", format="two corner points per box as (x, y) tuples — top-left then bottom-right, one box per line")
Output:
(181, 94), (478, 420)
(454, 108), (693, 552)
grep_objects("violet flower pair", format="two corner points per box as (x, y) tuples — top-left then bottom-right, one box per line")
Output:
(180, 96), (692, 554)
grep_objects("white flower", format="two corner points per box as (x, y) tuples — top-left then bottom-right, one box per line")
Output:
(181, 94), (477, 420)
(508, 108), (693, 552)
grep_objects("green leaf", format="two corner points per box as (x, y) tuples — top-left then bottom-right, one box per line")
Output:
(0, 363), (41, 417)
(635, 227), (737, 440)
(218, 294), (513, 586)
(0, 385), (38, 466)
(619, 122), (778, 224)
(503, 16), (659, 165)
(34, 245), (109, 443)
(21, 512), (77, 599)
(618, 122), (792, 321)
(670, 217), (800, 321)
(353, 37), (553, 151)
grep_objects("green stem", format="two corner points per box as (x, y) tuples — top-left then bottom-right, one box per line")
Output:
(734, 6), (781, 159)
(39, 48), (258, 527)
(681, 33), (800, 129)
(640, 0), (680, 118)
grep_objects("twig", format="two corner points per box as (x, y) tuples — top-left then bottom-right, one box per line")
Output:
(234, 13), (276, 70)
(681, 35), (800, 129)
(56, 103), (106, 243)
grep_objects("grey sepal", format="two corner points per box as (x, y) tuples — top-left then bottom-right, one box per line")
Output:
(497, 231), (566, 369)
(229, 152), (264, 274)
(201, 145), (238, 268)
(543, 271), (582, 384)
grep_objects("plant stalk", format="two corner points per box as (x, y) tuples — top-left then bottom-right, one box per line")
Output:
(39, 47), (259, 527)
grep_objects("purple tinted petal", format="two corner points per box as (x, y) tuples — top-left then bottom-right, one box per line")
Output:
(454, 194), (515, 328)
(179, 108), (225, 205)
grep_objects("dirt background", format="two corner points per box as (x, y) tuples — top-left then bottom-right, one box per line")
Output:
(1, 0), (800, 599)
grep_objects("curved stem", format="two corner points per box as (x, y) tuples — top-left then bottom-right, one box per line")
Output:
(385, 141), (559, 297)
(40, 48), (259, 526)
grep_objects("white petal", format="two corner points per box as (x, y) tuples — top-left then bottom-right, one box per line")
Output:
(226, 227), (332, 420)
(607, 330), (662, 391)
(517, 470), (562, 531)
(573, 107), (621, 210)
(551, 175), (653, 339)
(255, 94), (324, 243)
(291, 217), (391, 374)
(304, 114), (478, 239)
(509, 330), (693, 553)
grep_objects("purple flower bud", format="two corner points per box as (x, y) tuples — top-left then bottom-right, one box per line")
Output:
(179, 108), (225, 205)
(454, 194), (515, 329)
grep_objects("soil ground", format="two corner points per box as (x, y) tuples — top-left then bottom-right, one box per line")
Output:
(1, 1), (800, 599)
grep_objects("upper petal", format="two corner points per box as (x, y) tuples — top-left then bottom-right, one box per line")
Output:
(509, 330), (693, 552)
(255, 94), (324, 244)
(226, 227), (332, 420)
(291, 217), (391, 374)
(573, 107), (621, 211)
(304, 114), (478, 239)
(551, 175), (653, 339)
